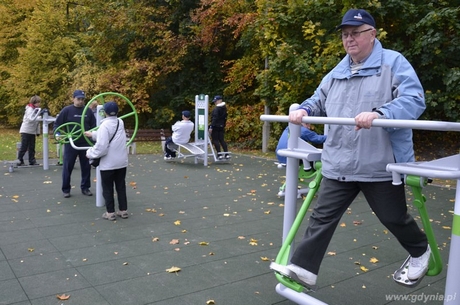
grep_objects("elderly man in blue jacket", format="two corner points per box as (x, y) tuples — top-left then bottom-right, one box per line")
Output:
(283, 9), (429, 289)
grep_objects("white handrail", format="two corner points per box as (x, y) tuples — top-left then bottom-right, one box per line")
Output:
(68, 137), (91, 150)
(260, 115), (460, 132)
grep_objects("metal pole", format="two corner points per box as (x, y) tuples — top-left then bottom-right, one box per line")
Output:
(262, 104), (270, 153)
(95, 105), (104, 207)
(260, 115), (460, 132)
(444, 182), (460, 303)
(42, 110), (50, 170)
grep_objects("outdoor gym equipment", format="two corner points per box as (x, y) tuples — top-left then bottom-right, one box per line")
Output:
(277, 162), (317, 198)
(261, 105), (460, 305)
(81, 92), (139, 146)
(5, 108), (57, 172)
(163, 94), (231, 165)
(55, 92), (138, 207)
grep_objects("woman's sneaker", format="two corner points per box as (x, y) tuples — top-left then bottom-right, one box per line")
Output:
(117, 210), (129, 219)
(408, 245), (431, 280)
(102, 212), (116, 221)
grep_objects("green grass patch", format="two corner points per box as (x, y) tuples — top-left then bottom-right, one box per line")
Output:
(0, 128), (273, 161)
(0, 128), (165, 161)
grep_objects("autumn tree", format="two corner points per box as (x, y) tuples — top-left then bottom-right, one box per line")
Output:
(0, 0), (459, 149)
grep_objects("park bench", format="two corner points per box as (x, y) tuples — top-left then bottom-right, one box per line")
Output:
(125, 128), (172, 154)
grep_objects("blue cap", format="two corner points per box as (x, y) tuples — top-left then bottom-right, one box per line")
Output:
(212, 95), (222, 103)
(339, 9), (376, 28)
(104, 101), (119, 116)
(73, 89), (86, 99)
(182, 110), (191, 118)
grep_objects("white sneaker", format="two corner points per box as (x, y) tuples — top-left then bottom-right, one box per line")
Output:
(287, 264), (317, 286)
(408, 245), (431, 280)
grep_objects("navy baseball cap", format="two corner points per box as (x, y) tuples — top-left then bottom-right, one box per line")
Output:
(73, 89), (86, 99)
(104, 101), (119, 116)
(338, 9), (376, 28)
(182, 110), (191, 118)
(212, 95), (222, 103)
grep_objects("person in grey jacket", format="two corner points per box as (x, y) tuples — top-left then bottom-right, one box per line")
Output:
(284, 9), (429, 288)
(85, 101), (129, 221)
(17, 95), (42, 166)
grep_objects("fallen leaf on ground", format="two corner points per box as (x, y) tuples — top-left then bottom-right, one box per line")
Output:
(166, 266), (181, 273)
(56, 294), (70, 300)
(360, 266), (369, 272)
(170, 239), (180, 245)
(369, 257), (379, 263)
(199, 241), (209, 246)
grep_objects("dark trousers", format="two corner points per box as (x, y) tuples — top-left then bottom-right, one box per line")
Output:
(211, 127), (228, 153)
(18, 133), (36, 164)
(291, 178), (428, 275)
(164, 137), (177, 157)
(101, 167), (128, 213)
(62, 144), (92, 193)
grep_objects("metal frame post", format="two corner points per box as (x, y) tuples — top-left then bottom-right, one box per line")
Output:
(195, 94), (209, 166)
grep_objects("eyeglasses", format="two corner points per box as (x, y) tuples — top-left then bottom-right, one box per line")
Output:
(340, 28), (373, 39)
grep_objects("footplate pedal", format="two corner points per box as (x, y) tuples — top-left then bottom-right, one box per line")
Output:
(393, 256), (425, 287)
(270, 262), (317, 292)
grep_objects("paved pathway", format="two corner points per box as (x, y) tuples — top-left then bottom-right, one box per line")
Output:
(0, 154), (454, 304)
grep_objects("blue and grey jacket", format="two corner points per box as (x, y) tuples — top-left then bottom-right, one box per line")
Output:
(299, 39), (425, 182)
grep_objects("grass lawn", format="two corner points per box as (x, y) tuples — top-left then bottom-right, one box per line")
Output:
(0, 127), (275, 162)
(0, 128), (167, 161)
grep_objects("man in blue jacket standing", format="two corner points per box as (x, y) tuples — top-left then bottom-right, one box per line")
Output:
(55, 90), (96, 198)
(283, 9), (429, 288)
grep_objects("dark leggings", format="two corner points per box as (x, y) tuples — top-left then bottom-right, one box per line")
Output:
(211, 127), (228, 153)
(100, 167), (128, 213)
(18, 133), (36, 164)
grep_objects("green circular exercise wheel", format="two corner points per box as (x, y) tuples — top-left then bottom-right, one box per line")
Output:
(53, 122), (83, 144)
(80, 92), (139, 146)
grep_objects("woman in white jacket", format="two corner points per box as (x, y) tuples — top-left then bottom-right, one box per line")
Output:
(18, 95), (42, 166)
(85, 101), (129, 221)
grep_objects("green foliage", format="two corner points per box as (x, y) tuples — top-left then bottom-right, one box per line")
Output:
(225, 101), (265, 149)
(1, 0), (459, 149)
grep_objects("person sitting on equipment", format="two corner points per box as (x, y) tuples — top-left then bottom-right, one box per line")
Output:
(164, 110), (194, 160)
(275, 125), (326, 165)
